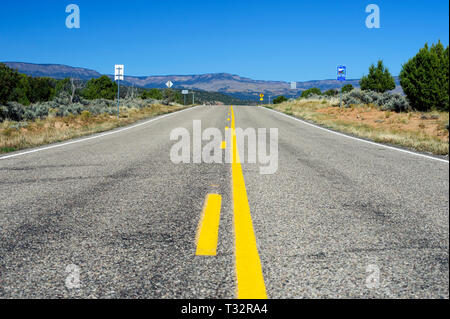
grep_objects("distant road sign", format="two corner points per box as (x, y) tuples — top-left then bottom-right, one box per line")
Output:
(114, 65), (124, 119)
(337, 65), (346, 81)
(260, 93), (264, 98)
(260, 98), (264, 101)
(166, 81), (174, 88)
(182, 90), (189, 95)
(290, 81), (297, 90)
(114, 65), (124, 81)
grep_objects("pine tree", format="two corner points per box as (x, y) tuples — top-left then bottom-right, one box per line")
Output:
(360, 60), (396, 93)
(400, 41), (449, 111)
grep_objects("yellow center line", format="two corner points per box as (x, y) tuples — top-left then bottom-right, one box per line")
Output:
(231, 106), (267, 299)
(221, 141), (226, 149)
(196, 194), (222, 256)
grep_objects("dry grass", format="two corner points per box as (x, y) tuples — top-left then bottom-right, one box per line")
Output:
(267, 99), (449, 155)
(0, 104), (188, 154)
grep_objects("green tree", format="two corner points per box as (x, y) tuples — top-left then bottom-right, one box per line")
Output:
(341, 84), (354, 94)
(0, 63), (21, 104)
(163, 88), (183, 104)
(400, 41), (449, 111)
(55, 78), (71, 95)
(273, 95), (288, 104)
(83, 76), (118, 100)
(301, 88), (322, 98)
(360, 60), (396, 93)
(141, 88), (163, 100)
(10, 74), (32, 105)
(324, 89), (338, 97)
(28, 77), (56, 103)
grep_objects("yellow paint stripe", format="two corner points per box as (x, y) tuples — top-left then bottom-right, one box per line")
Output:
(196, 194), (222, 256)
(221, 141), (226, 149)
(231, 106), (267, 299)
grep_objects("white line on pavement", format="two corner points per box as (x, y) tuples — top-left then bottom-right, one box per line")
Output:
(261, 106), (449, 164)
(0, 105), (203, 161)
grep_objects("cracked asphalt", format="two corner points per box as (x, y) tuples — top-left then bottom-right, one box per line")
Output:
(0, 105), (448, 298)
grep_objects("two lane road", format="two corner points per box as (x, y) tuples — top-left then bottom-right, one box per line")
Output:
(0, 105), (448, 298)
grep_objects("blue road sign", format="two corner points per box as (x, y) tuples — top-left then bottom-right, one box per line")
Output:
(337, 65), (346, 81)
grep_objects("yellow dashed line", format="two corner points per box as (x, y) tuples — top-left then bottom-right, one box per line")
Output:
(231, 106), (267, 299)
(196, 194), (222, 256)
(221, 141), (226, 149)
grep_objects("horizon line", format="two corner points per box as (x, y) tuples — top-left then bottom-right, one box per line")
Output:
(2, 61), (399, 83)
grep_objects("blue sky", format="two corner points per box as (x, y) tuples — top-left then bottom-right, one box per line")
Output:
(0, 0), (448, 81)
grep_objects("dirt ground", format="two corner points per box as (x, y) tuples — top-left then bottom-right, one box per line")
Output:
(317, 106), (449, 142)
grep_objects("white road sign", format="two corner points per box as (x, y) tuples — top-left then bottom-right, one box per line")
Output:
(166, 81), (174, 88)
(182, 90), (189, 95)
(290, 81), (297, 90)
(115, 65), (124, 81)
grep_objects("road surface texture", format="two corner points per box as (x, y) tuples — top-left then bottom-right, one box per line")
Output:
(0, 105), (448, 298)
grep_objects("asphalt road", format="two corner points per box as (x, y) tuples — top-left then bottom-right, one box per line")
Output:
(0, 105), (448, 299)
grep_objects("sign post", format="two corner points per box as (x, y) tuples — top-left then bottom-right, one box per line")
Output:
(115, 65), (124, 119)
(290, 81), (297, 99)
(182, 90), (189, 105)
(337, 65), (346, 108)
(165, 80), (174, 103)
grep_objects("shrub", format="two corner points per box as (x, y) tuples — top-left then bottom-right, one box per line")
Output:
(0, 64), (60, 106)
(83, 76), (118, 100)
(324, 89), (339, 97)
(273, 96), (288, 104)
(80, 110), (91, 120)
(0, 63), (21, 104)
(28, 77), (56, 103)
(343, 89), (377, 105)
(342, 89), (411, 112)
(381, 94), (411, 112)
(0, 105), (8, 122)
(400, 41), (449, 111)
(360, 60), (396, 93)
(341, 84), (354, 94)
(141, 88), (163, 100)
(55, 78), (84, 104)
(306, 94), (325, 100)
(0, 96), (152, 123)
(301, 88), (322, 98)
(4, 102), (26, 121)
(10, 74), (32, 106)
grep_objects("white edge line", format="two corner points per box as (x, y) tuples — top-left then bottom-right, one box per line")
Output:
(0, 105), (202, 161)
(260, 106), (449, 164)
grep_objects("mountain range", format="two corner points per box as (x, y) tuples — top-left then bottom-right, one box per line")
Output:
(3, 62), (401, 101)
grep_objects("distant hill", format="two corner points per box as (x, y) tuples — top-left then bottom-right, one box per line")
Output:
(3, 62), (402, 101)
(4, 62), (102, 80)
(186, 90), (250, 105)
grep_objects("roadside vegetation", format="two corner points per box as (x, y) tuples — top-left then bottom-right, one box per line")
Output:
(0, 60), (249, 154)
(267, 41), (449, 155)
(0, 65), (191, 154)
(0, 103), (187, 154)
